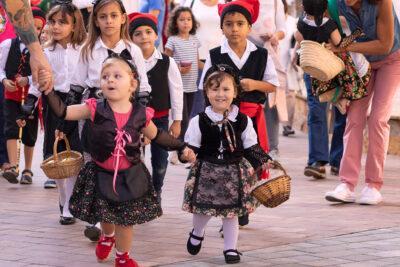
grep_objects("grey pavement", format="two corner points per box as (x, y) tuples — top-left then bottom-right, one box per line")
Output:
(0, 130), (399, 267)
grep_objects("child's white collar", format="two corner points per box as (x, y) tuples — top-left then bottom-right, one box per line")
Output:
(205, 105), (239, 122)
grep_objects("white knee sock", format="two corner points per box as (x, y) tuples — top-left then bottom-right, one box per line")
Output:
(62, 176), (77, 218)
(222, 216), (239, 255)
(55, 179), (66, 211)
(191, 214), (212, 245)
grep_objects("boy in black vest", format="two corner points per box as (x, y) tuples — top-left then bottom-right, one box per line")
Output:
(199, 0), (279, 227)
(129, 12), (183, 201)
(0, 7), (46, 184)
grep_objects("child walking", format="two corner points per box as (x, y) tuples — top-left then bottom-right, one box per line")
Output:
(165, 7), (201, 163)
(44, 55), (195, 267)
(129, 12), (183, 200)
(183, 64), (272, 264)
(23, 2), (87, 225)
(69, 0), (152, 242)
(0, 7), (46, 184)
(296, 0), (371, 114)
(200, 0), (278, 226)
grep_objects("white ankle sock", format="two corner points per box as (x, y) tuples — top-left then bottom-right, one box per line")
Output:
(191, 214), (211, 245)
(104, 232), (115, 238)
(222, 217), (239, 255)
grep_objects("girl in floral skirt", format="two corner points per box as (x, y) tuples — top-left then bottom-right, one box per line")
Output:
(296, 0), (371, 114)
(44, 55), (195, 267)
(182, 64), (272, 264)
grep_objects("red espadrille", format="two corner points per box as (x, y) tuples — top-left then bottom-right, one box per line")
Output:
(96, 235), (115, 261)
(115, 252), (139, 267)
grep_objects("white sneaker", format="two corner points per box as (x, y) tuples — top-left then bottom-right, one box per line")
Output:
(358, 186), (382, 205)
(325, 183), (356, 203)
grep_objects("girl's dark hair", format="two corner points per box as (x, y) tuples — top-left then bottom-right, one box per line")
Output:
(282, 0), (288, 15)
(166, 6), (198, 36)
(302, 0), (327, 26)
(368, 0), (380, 4)
(203, 64), (242, 106)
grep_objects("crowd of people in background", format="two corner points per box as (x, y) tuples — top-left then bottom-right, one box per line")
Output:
(0, 0), (399, 266)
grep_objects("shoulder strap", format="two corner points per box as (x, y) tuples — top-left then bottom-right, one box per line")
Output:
(190, 0), (195, 8)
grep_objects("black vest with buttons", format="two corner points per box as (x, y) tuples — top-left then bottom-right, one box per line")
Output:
(197, 111), (248, 164)
(89, 99), (146, 163)
(5, 38), (31, 79)
(209, 46), (268, 104)
(147, 53), (171, 111)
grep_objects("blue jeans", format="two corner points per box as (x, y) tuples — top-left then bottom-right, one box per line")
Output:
(304, 74), (346, 167)
(0, 84), (8, 165)
(151, 115), (169, 193)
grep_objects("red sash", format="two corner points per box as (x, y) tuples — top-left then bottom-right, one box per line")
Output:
(239, 102), (269, 179)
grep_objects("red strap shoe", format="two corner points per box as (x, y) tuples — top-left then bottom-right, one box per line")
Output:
(115, 252), (139, 267)
(96, 235), (115, 262)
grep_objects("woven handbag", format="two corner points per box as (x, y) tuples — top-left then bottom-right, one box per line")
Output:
(300, 40), (345, 81)
(40, 137), (83, 179)
(251, 161), (291, 208)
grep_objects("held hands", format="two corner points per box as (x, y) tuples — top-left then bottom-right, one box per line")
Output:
(38, 69), (54, 95)
(16, 76), (29, 87)
(16, 119), (26, 128)
(2, 79), (16, 92)
(169, 121), (181, 138)
(180, 147), (196, 163)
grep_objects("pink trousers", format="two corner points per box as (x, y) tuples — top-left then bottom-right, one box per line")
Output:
(340, 49), (400, 191)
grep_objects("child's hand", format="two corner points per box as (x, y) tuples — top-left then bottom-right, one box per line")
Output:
(38, 69), (53, 95)
(16, 119), (26, 128)
(324, 43), (344, 53)
(141, 135), (151, 146)
(240, 78), (255, 92)
(181, 147), (196, 163)
(55, 129), (65, 139)
(179, 65), (192, 75)
(16, 76), (29, 87)
(2, 79), (16, 92)
(169, 121), (181, 138)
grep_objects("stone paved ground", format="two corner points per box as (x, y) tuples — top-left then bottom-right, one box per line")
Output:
(0, 131), (399, 267)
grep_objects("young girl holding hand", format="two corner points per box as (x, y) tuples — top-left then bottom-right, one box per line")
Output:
(45, 55), (195, 267)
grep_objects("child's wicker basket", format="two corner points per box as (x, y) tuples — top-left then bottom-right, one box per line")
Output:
(251, 161), (291, 208)
(40, 137), (83, 179)
(299, 40), (345, 81)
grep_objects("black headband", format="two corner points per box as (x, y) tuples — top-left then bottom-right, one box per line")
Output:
(204, 64), (241, 87)
(220, 5), (252, 28)
(105, 49), (139, 80)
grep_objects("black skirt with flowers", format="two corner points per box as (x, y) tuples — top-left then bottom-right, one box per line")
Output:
(69, 162), (162, 226)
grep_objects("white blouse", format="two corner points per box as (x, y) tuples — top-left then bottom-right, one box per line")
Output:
(29, 43), (82, 97)
(185, 105), (258, 149)
(71, 37), (151, 93)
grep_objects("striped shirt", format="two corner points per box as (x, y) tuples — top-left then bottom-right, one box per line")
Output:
(165, 35), (200, 93)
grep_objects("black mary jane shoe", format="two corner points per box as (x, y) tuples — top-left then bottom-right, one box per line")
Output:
(59, 216), (76, 225)
(223, 249), (242, 264)
(186, 229), (204, 255)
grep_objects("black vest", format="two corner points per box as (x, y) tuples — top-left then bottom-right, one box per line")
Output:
(5, 38), (31, 79)
(210, 46), (268, 104)
(147, 53), (171, 111)
(89, 99), (146, 163)
(197, 111), (248, 164)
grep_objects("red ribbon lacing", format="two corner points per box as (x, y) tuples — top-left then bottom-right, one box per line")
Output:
(111, 128), (132, 195)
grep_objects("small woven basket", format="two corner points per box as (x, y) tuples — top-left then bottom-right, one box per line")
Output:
(251, 161), (291, 208)
(299, 40), (345, 81)
(40, 137), (83, 179)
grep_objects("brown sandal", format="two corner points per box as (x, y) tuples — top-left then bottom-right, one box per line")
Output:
(20, 169), (33, 185)
(2, 165), (19, 184)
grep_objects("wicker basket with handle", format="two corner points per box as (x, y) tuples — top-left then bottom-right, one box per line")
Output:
(40, 137), (83, 179)
(251, 161), (291, 208)
(300, 40), (345, 82)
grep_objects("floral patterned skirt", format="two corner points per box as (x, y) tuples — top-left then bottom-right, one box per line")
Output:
(312, 52), (371, 101)
(69, 162), (162, 226)
(182, 159), (260, 218)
